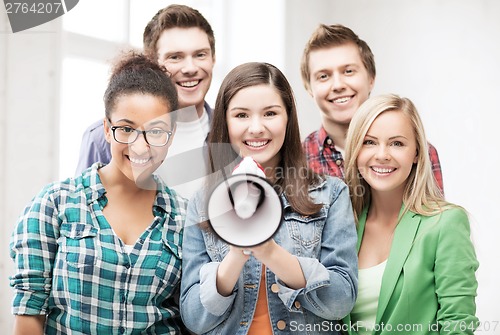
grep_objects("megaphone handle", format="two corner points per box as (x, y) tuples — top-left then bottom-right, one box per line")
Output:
(242, 250), (253, 256)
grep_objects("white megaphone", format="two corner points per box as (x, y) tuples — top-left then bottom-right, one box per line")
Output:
(207, 157), (283, 247)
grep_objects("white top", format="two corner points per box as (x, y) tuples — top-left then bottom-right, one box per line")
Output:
(123, 244), (134, 254)
(350, 260), (387, 335)
(155, 107), (210, 200)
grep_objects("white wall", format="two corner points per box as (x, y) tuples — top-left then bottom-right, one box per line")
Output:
(0, 9), (61, 333)
(1, 0), (499, 333)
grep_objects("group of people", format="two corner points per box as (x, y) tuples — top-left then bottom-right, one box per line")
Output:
(9, 4), (479, 335)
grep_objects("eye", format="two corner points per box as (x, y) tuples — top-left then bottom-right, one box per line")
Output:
(196, 51), (208, 58)
(391, 141), (404, 147)
(235, 113), (248, 119)
(147, 128), (167, 136)
(119, 126), (135, 134)
(167, 54), (181, 61)
(317, 73), (328, 81)
(362, 139), (375, 145)
(264, 111), (277, 117)
(345, 68), (355, 75)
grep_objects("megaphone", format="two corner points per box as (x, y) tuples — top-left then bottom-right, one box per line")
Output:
(207, 157), (283, 248)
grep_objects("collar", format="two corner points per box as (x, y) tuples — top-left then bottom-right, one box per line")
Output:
(318, 126), (340, 153)
(81, 163), (179, 220)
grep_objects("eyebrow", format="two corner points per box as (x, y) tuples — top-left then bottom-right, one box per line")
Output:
(163, 48), (211, 57)
(230, 105), (283, 112)
(112, 119), (171, 127)
(365, 134), (409, 140)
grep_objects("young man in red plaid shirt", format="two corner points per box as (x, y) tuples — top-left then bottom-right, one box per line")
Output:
(300, 24), (443, 193)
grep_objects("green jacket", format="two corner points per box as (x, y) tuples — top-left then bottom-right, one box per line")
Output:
(343, 206), (479, 335)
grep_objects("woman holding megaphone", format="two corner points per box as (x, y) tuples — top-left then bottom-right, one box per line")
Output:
(180, 62), (358, 335)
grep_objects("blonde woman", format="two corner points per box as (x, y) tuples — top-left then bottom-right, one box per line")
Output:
(343, 94), (478, 334)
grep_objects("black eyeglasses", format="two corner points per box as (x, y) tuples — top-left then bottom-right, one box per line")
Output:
(109, 123), (173, 147)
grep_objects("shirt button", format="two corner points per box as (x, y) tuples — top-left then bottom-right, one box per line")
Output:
(277, 320), (286, 330)
(335, 159), (342, 166)
(124, 263), (130, 269)
(270, 283), (280, 293)
(119, 326), (125, 334)
(294, 301), (301, 309)
(326, 138), (333, 145)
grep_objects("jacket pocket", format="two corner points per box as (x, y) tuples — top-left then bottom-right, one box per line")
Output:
(284, 208), (327, 251)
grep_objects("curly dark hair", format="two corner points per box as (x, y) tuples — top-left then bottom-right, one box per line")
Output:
(103, 51), (178, 121)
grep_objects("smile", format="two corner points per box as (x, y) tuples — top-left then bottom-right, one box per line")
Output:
(244, 140), (269, 148)
(371, 166), (396, 174)
(178, 80), (200, 88)
(128, 156), (152, 165)
(332, 96), (352, 104)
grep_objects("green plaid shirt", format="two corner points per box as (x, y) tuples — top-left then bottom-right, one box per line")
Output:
(10, 163), (187, 334)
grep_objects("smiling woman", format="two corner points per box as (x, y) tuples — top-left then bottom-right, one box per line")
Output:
(9, 52), (188, 335)
(343, 94), (479, 335)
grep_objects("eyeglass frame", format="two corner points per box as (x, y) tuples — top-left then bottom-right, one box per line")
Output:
(107, 119), (173, 147)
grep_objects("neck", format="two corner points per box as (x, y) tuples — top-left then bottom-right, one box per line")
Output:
(176, 102), (204, 122)
(369, 190), (404, 225)
(322, 119), (349, 152)
(99, 164), (157, 195)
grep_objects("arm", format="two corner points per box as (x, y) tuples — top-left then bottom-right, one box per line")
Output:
(247, 240), (306, 289)
(12, 315), (45, 335)
(216, 246), (248, 296)
(435, 208), (479, 334)
(275, 180), (358, 320)
(10, 185), (59, 330)
(75, 120), (110, 176)
(180, 193), (238, 334)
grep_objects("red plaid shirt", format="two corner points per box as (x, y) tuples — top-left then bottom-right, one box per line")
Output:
(302, 127), (444, 193)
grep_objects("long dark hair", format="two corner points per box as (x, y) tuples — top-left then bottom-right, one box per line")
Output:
(208, 62), (322, 216)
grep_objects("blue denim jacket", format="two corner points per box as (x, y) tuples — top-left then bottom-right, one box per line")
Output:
(180, 175), (358, 334)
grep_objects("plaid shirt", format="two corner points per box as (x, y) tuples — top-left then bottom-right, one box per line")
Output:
(10, 163), (188, 335)
(303, 127), (444, 193)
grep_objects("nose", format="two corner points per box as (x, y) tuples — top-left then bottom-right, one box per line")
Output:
(248, 116), (265, 135)
(181, 57), (198, 75)
(130, 133), (150, 155)
(375, 145), (390, 161)
(331, 74), (346, 92)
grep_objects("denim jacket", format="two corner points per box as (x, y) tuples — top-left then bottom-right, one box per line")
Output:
(180, 175), (358, 335)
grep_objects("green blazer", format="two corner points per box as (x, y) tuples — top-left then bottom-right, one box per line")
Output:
(343, 206), (479, 335)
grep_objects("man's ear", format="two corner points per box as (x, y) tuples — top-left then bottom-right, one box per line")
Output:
(103, 118), (112, 143)
(369, 75), (376, 93)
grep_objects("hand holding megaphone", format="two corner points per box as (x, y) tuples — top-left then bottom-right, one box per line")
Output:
(207, 157), (283, 248)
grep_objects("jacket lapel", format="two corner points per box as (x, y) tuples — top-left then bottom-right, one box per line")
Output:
(375, 207), (421, 324)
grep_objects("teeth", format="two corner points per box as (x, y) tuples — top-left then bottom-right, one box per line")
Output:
(179, 80), (199, 87)
(372, 167), (394, 174)
(129, 157), (150, 164)
(246, 140), (268, 148)
(333, 96), (351, 103)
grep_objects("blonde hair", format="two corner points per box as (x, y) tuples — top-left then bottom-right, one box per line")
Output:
(344, 94), (451, 222)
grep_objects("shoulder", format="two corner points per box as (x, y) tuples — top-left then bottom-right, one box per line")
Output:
(412, 206), (471, 240)
(80, 119), (106, 144)
(303, 129), (320, 144)
(309, 175), (348, 203)
(31, 176), (85, 207)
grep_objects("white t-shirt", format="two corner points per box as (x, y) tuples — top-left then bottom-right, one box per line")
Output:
(350, 260), (387, 335)
(155, 108), (210, 200)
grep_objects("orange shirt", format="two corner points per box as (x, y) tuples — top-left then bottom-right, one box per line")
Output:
(248, 265), (273, 335)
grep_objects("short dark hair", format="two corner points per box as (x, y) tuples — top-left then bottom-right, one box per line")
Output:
(143, 4), (215, 59)
(301, 24), (376, 92)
